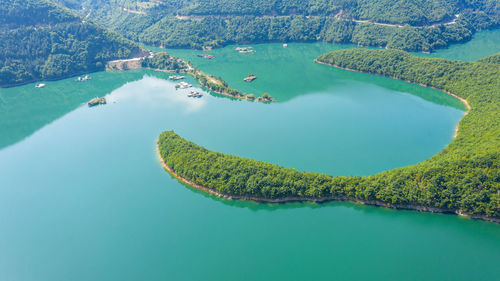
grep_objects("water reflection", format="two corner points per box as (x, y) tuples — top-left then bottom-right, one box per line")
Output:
(110, 75), (208, 113)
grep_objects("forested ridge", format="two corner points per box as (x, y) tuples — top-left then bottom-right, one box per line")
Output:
(0, 0), (143, 87)
(477, 53), (500, 64)
(158, 49), (500, 221)
(57, 0), (499, 52)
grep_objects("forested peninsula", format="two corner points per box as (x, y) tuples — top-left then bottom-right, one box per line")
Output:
(139, 52), (274, 102)
(158, 49), (500, 222)
(58, 0), (499, 52)
(0, 0), (144, 87)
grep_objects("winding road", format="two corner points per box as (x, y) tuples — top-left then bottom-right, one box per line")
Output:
(352, 14), (460, 28)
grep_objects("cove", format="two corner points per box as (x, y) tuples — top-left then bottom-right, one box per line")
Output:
(161, 43), (466, 105)
(1, 74), (499, 281)
(417, 29), (500, 61)
(0, 40), (499, 280)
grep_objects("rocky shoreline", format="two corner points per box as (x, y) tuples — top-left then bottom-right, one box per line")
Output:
(156, 143), (499, 224)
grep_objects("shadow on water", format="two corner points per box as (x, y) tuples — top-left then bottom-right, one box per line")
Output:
(178, 178), (329, 212)
(0, 70), (171, 150)
(1, 40), (472, 150)
(177, 175), (498, 229)
(326, 66), (466, 111)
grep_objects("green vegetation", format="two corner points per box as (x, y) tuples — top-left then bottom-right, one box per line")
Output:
(141, 52), (185, 71)
(60, 0), (498, 52)
(0, 0), (143, 87)
(142, 52), (274, 102)
(478, 53), (500, 64)
(158, 49), (499, 220)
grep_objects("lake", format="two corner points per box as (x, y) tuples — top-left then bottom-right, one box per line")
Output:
(0, 30), (499, 281)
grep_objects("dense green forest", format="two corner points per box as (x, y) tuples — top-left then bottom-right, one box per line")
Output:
(478, 53), (500, 64)
(141, 52), (185, 71)
(158, 49), (500, 220)
(0, 0), (143, 87)
(58, 0), (498, 51)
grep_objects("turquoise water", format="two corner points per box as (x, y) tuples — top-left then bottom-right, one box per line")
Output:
(162, 43), (466, 105)
(0, 32), (499, 281)
(417, 29), (500, 61)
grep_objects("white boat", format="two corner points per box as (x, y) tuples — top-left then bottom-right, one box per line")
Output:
(77, 75), (91, 82)
(169, 75), (185, 80)
(176, 81), (192, 89)
(188, 91), (203, 98)
(283, 43), (288, 48)
(235, 46), (255, 53)
(35, 83), (46, 88)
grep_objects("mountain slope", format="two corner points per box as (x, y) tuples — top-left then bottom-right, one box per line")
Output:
(0, 0), (144, 87)
(58, 0), (498, 51)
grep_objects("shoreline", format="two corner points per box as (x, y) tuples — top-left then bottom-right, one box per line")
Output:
(183, 65), (276, 102)
(1, 53), (149, 88)
(314, 59), (471, 139)
(0, 69), (101, 88)
(156, 143), (499, 223)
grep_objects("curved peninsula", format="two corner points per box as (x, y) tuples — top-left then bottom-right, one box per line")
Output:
(158, 49), (500, 223)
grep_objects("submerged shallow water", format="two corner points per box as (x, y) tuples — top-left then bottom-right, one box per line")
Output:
(0, 31), (499, 281)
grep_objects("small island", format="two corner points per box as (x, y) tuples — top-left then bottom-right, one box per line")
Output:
(138, 52), (275, 102)
(88, 97), (106, 107)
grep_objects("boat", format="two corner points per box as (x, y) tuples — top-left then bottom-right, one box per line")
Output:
(244, 75), (257, 82)
(197, 54), (214, 59)
(88, 97), (106, 107)
(176, 81), (192, 89)
(35, 83), (46, 88)
(76, 75), (91, 82)
(187, 91), (203, 98)
(169, 75), (185, 80)
(283, 43), (288, 48)
(235, 47), (255, 53)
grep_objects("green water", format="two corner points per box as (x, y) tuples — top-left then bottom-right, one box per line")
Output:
(1, 33), (499, 281)
(162, 43), (466, 105)
(417, 29), (500, 61)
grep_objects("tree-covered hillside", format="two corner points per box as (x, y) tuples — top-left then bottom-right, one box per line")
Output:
(158, 50), (500, 220)
(59, 0), (499, 52)
(0, 0), (144, 87)
(478, 52), (500, 64)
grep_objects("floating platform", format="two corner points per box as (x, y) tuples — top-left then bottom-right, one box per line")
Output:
(187, 91), (203, 98)
(244, 75), (257, 82)
(197, 54), (214, 59)
(176, 82), (192, 89)
(235, 47), (255, 53)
